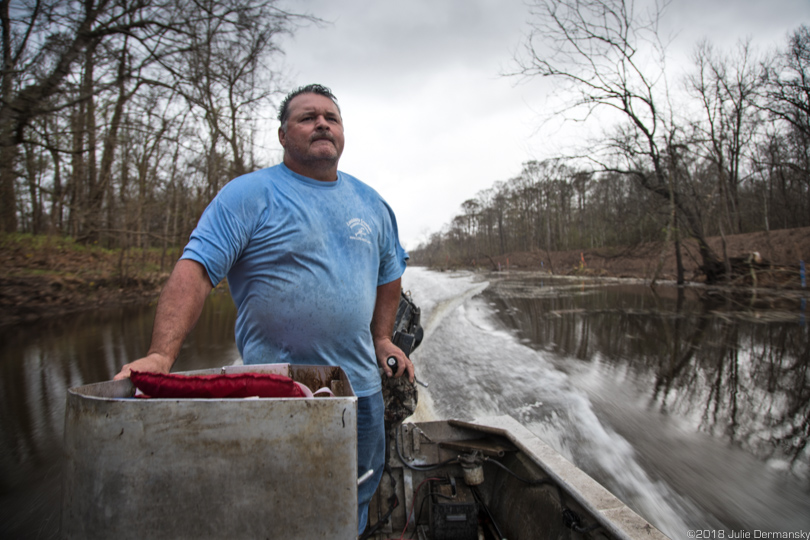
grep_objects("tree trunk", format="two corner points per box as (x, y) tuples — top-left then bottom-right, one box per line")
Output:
(0, 139), (18, 232)
(82, 44), (99, 243)
(90, 45), (129, 247)
(24, 143), (42, 233)
(675, 238), (684, 285)
(0, 0), (17, 232)
(67, 106), (86, 238)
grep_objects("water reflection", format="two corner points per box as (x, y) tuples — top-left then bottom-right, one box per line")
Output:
(0, 293), (237, 539)
(485, 276), (810, 479)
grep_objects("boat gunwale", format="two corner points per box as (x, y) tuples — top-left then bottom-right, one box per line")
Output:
(448, 415), (670, 540)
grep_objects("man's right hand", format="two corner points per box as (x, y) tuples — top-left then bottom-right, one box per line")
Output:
(114, 352), (173, 380)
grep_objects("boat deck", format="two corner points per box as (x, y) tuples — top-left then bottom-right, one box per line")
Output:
(365, 416), (669, 540)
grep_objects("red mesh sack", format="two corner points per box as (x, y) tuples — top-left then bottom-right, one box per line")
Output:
(130, 371), (308, 399)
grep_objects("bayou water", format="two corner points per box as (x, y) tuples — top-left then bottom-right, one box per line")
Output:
(0, 267), (808, 538)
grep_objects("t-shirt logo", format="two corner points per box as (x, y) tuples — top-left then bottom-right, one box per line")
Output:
(347, 218), (372, 245)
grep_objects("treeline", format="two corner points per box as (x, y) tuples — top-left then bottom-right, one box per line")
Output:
(1, 0), (312, 251)
(411, 8), (809, 283)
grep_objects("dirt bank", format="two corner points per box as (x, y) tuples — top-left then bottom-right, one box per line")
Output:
(0, 234), (172, 327)
(463, 227), (810, 288)
(2, 228), (809, 327)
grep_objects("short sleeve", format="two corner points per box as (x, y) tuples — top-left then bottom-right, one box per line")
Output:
(377, 199), (409, 286)
(181, 186), (257, 286)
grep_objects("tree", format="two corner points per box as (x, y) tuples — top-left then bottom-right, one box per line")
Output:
(688, 40), (764, 236)
(762, 25), (810, 144)
(515, 0), (726, 281)
(1, 0), (171, 232)
(2, 0), (312, 246)
(760, 25), (810, 224)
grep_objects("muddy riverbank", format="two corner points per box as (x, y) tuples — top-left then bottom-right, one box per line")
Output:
(2, 227), (809, 326)
(444, 227), (810, 288)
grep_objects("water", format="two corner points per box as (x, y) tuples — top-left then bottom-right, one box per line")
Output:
(402, 269), (810, 538)
(0, 294), (239, 538)
(1, 268), (808, 538)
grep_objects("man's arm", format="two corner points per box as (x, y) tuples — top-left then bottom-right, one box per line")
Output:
(371, 277), (414, 383)
(114, 259), (214, 380)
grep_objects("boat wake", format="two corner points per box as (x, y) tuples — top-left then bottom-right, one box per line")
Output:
(402, 267), (704, 538)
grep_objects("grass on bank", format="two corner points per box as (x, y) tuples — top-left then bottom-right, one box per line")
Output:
(0, 232), (182, 281)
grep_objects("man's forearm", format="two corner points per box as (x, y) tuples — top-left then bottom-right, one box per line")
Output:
(114, 259), (213, 380)
(371, 277), (414, 381)
(371, 278), (401, 345)
(147, 259), (214, 365)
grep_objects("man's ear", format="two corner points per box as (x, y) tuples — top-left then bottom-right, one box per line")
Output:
(278, 126), (286, 147)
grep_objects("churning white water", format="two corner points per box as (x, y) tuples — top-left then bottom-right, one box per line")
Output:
(401, 268), (728, 538)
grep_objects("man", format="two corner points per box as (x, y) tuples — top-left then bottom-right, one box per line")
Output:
(114, 84), (413, 534)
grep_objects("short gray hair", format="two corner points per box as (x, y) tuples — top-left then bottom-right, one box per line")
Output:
(277, 84), (340, 130)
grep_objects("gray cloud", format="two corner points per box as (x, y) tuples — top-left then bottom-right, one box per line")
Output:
(276, 0), (809, 249)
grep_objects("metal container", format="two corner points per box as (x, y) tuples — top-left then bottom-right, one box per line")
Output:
(62, 364), (358, 539)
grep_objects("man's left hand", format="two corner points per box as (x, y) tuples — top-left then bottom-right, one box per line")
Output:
(374, 338), (414, 383)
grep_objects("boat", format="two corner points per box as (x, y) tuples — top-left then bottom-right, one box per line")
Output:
(62, 363), (669, 540)
(365, 415), (668, 540)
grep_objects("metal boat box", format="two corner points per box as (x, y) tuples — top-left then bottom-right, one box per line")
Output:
(62, 364), (358, 539)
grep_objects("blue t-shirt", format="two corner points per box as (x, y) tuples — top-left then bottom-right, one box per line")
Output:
(181, 163), (408, 397)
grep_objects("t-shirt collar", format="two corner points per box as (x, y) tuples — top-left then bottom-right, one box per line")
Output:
(280, 163), (342, 189)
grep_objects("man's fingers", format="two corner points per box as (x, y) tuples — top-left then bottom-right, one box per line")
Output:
(386, 355), (406, 378)
(113, 365), (131, 381)
(396, 355), (415, 383)
(113, 353), (171, 381)
(383, 356), (396, 377)
(384, 354), (413, 381)
(405, 358), (415, 384)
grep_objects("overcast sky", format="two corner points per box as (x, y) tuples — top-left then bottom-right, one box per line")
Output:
(270, 0), (810, 250)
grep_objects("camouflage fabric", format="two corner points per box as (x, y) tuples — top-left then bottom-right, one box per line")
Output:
(380, 368), (418, 435)
(381, 290), (422, 435)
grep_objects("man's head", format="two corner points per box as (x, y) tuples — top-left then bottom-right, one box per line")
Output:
(278, 84), (345, 182)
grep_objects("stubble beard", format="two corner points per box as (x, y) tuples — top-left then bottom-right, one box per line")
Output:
(285, 133), (342, 171)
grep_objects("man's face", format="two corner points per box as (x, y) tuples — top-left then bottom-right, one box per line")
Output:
(279, 93), (344, 174)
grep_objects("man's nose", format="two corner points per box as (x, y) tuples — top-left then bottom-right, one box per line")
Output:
(314, 115), (330, 129)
